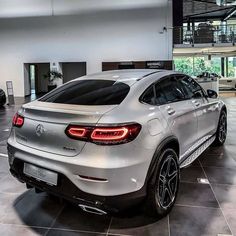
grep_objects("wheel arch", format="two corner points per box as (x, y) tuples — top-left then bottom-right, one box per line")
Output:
(145, 136), (180, 186)
(221, 104), (227, 115)
(217, 104), (227, 125)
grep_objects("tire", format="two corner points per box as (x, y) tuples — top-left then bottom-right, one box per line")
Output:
(213, 110), (227, 146)
(0, 89), (6, 107)
(145, 148), (180, 218)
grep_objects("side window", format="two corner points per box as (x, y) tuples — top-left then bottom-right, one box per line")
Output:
(141, 85), (156, 105)
(141, 76), (189, 106)
(178, 76), (205, 99)
(176, 75), (194, 98)
(159, 77), (185, 103)
(154, 84), (167, 105)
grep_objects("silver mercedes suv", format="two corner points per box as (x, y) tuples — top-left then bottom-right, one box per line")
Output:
(7, 69), (227, 217)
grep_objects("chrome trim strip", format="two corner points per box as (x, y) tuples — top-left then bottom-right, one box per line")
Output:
(78, 204), (107, 215)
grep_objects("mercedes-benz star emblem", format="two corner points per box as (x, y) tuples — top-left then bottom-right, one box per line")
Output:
(36, 124), (45, 137)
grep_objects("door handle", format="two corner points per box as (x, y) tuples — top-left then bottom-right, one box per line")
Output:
(167, 108), (175, 115)
(208, 105), (218, 111)
(192, 100), (200, 107)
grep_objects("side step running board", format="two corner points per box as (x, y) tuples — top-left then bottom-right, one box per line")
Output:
(180, 135), (216, 168)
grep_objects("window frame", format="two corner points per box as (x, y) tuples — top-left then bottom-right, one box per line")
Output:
(139, 74), (192, 106)
(175, 74), (207, 99)
(139, 84), (156, 105)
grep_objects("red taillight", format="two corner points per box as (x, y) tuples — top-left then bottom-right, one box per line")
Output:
(91, 127), (129, 141)
(12, 113), (24, 127)
(65, 123), (141, 145)
(67, 127), (87, 138)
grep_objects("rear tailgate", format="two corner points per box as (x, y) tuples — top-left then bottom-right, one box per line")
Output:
(15, 101), (117, 157)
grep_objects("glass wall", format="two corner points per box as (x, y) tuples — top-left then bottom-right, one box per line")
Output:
(174, 56), (221, 77)
(228, 57), (236, 77)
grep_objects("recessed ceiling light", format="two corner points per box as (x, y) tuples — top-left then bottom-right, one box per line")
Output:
(197, 178), (210, 184)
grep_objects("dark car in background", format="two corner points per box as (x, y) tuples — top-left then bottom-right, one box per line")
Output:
(0, 89), (6, 107)
(197, 72), (221, 79)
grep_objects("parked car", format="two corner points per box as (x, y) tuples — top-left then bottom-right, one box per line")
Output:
(219, 77), (236, 90)
(197, 72), (221, 79)
(195, 74), (219, 93)
(0, 89), (6, 107)
(8, 70), (227, 218)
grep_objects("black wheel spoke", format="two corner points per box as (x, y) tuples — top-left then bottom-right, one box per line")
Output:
(169, 171), (178, 181)
(159, 174), (165, 184)
(161, 188), (167, 204)
(166, 158), (172, 177)
(166, 185), (173, 200)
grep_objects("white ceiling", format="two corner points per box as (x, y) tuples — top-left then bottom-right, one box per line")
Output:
(0, 0), (168, 18)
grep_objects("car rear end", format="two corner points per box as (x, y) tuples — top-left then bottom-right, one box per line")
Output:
(7, 74), (157, 213)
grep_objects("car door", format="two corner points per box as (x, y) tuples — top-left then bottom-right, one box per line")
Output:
(179, 76), (220, 143)
(156, 76), (198, 159)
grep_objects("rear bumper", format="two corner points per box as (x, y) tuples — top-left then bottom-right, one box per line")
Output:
(7, 135), (153, 196)
(9, 157), (146, 212)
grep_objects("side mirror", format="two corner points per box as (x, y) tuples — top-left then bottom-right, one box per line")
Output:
(207, 89), (218, 98)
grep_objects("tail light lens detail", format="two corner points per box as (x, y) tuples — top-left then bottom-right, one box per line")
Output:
(91, 127), (129, 141)
(65, 123), (141, 145)
(67, 127), (87, 139)
(12, 113), (24, 128)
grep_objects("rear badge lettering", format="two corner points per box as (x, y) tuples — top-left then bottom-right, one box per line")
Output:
(63, 146), (77, 152)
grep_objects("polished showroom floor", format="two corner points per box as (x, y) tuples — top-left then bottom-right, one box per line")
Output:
(0, 97), (236, 236)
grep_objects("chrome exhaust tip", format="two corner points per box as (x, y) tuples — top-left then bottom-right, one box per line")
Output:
(78, 204), (107, 215)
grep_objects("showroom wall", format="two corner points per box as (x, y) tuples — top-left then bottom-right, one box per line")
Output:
(0, 3), (172, 97)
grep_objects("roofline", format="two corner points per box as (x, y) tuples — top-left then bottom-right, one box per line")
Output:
(137, 71), (164, 81)
(74, 69), (163, 81)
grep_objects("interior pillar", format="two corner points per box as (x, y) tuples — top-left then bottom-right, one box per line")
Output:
(221, 57), (225, 77)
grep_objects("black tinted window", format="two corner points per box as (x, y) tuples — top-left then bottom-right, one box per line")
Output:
(141, 86), (156, 105)
(154, 84), (167, 105)
(160, 77), (185, 103)
(176, 76), (194, 98)
(39, 80), (130, 105)
(178, 76), (204, 98)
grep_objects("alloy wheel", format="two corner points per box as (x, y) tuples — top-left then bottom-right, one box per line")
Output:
(157, 155), (178, 209)
(219, 113), (227, 143)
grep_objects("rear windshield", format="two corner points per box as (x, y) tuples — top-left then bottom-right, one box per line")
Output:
(39, 80), (130, 105)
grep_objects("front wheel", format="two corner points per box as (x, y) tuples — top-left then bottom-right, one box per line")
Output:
(145, 148), (180, 218)
(213, 110), (227, 146)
